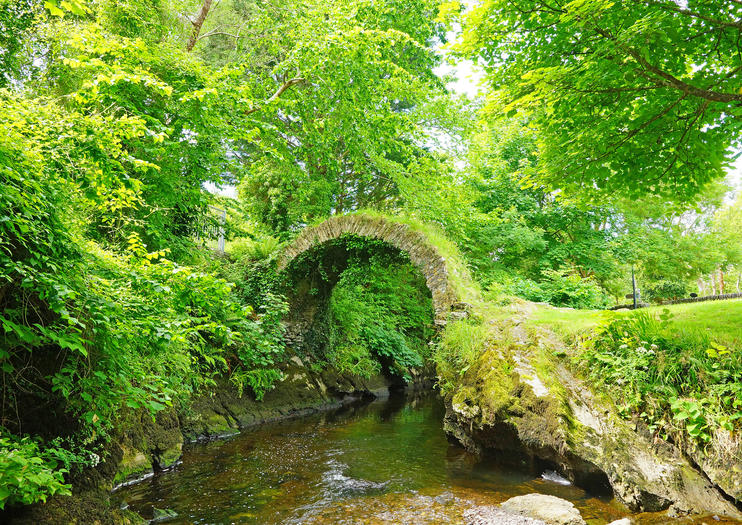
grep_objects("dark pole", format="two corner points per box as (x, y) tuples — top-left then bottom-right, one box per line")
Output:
(631, 265), (637, 309)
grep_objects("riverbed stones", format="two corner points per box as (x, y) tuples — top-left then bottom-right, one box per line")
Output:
(433, 491), (456, 506)
(499, 494), (586, 525)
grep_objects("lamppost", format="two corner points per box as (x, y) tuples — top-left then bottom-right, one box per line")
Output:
(631, 265), (637, 309)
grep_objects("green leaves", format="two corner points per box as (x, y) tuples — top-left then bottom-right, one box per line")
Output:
(455, 0), (742, 200)
(0, 433), (72, 509)
(0, 79), (292, 506)
(44, 0), (89, 17)
(0, 0), (456, 511)
(322, 247), (434, 380)
(44, 1), (65, 17)
(670, 398), (711, 443)
(578, 310), (742, 444)
(706, 342), (730, 360)
(233, 0), (449, 234)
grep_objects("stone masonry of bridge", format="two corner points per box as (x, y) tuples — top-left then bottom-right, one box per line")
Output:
(276, 214), (463, 324)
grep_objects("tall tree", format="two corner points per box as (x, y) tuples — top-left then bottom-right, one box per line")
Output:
(0, 0), (39, 86)
(449, 0), (742, 200)
(219, 0), (455, 235)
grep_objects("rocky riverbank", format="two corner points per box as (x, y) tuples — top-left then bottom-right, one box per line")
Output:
(4, 358), (430, 524)
(440, 303), (742, 521)
(6, 305), (742, 524)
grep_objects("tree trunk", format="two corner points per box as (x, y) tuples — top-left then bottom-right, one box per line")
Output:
(719, 267), (725, 295)
(186, 0), (213, 52)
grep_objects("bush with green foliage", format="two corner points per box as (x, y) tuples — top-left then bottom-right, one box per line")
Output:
(0, 89), (288, 508)
(578, 310), (742, 443)
(506, 277), (547, 304)
(496, 269), (608, 309)
(0, 434), (72, 509)
(538, 268), (609, 309)
(324, 252), (434, 380)
(229, 292), (289, 400)
(645, 280), (688, 303)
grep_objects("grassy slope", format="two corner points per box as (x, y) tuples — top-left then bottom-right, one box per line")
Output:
(644, 300), (742, 348)
(529, 298), (742, 348)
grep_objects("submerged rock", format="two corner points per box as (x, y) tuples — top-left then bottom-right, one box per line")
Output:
(151, 507), (177, 523)
(433, 491), (456, 505)
(500, 494), (586, 525)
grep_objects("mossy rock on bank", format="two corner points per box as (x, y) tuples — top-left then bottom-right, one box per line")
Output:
(441, 349), (609, 492)
(440, 318), (742, 519)
(179, 363), (398, 442)
(679, 427), (742, 503)
(112, 407), (183, 486)
(3, 490), (147, 525)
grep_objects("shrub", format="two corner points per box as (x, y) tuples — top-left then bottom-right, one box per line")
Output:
(577, 309), (742, 443)
(433, 319), (490, 395)
(325, 251), (434, 380)
(504, 269), (608, 309)
(0, 93), (292, 502)
(539, 268), (609, 309)
(231, 292), (289, 399)
(324, 344), (382, 379)
(508, 277), (548, 303)
(645, 280), (688, 303)
(229, 236), (282, 261)
(0, 434), (72, 509)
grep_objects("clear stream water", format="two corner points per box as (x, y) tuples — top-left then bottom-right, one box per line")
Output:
(113, 394), (737, 525)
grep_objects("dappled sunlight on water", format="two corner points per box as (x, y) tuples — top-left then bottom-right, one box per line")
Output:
(113, 395), (740, 525)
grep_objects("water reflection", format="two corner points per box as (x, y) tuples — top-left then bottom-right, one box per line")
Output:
(113, 393), (728, 525)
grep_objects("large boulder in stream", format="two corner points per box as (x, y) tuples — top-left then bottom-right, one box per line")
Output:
(500, 494), (586, 525)
(465, 506), (548, 525)
(441, 304), (742, 520)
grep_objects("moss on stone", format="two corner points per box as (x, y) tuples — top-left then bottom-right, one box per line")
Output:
(440, 304), (742, 518)
(445, 336), (519, 427)
(114, 446), (152, 485)
(277, 212), (481, 323)
(6, 491), (147, 525)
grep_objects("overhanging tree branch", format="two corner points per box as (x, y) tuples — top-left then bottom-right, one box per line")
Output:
(245, 78), (306, 115)
(186, 0), (214, 52)
(640, 0), (742, 30)
(592, 27), (742, 103)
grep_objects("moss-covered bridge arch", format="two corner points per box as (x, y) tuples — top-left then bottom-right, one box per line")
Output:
(276, 214), (472, 349)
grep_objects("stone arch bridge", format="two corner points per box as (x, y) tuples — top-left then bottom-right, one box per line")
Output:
(276, 214), (471, 348)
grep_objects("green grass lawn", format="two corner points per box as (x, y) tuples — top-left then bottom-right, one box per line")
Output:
(528, 305), (607, 337)
(529, 298), (742, 348)
(645, 299), (742, 348)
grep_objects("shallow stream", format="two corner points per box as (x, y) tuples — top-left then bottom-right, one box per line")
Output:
(113, 394), (736, 524)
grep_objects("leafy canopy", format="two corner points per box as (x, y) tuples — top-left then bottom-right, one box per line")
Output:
(450, 0), (742, 200)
